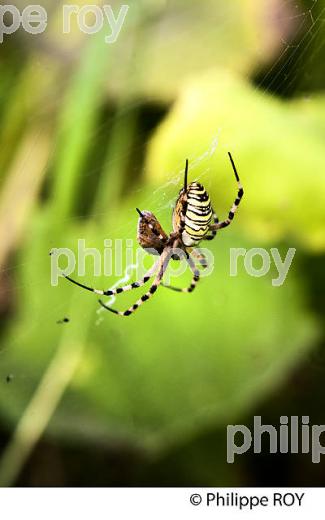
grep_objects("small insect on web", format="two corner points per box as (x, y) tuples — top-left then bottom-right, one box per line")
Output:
(63, 152), (244, 316)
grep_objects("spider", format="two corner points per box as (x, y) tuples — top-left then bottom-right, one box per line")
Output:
(64, 152), (244, 316)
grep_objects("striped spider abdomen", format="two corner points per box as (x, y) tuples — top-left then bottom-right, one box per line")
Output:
(173, 182), (213, 247)
(63, 153), (243, 316)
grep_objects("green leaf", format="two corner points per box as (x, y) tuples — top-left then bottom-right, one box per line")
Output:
(105, 0), (286, 101)
(0, 204), (319, 453)
(146, 71), (325, 251)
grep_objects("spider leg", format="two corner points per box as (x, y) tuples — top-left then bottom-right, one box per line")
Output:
(64, 259), (159, 296)
(99, 250), (171, 316)
(203, 209), (219, 241)
(162, 255), (200, 293)
(209, 152), (244, 231)
(187, 247), (209, 270)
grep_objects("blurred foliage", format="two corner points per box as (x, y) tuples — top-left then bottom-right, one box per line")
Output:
(146, 70), (325, 250)
(0, 221), (319, 442)
(0, 0), (324, 486)
(254, 0), (325, 96)
(106, 0), (284, 101)
(35, 0), (290, 102)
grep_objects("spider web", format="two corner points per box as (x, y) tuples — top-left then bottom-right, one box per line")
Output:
(0, 0), (323, 352)
(14, 0), (325, 324)
(96, 0), (325, 317)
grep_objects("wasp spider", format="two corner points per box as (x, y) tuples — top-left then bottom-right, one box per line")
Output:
(64, 152), (244, 316)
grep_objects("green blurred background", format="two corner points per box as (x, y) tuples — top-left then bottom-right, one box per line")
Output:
(0, 0), (324, 486)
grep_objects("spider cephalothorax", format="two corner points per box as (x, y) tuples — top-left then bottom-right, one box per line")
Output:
(136, 209), (168, 255)
(64, 153), (244, 316)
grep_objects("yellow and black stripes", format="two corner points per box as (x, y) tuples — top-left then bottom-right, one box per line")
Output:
(181, 182), (212, 246)
(203, 210), (219, 241)
(63, 153), (244, 317)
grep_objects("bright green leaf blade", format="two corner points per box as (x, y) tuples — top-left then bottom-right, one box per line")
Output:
(146, 71), (325, 251)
